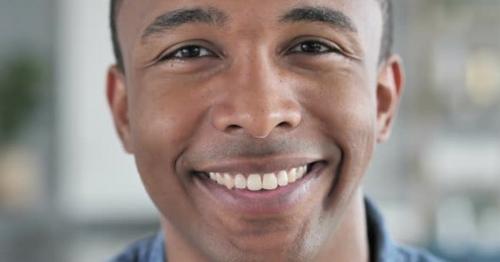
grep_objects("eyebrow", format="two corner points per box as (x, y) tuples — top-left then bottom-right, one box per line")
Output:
(280, 6), (357, 33)
(141, 7), (228, 40)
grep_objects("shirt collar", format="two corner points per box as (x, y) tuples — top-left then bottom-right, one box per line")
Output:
(365, 197), (399, 262)
(149, 231), (166, 262)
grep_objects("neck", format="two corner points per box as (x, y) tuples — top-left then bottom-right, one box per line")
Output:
(315, 189), (369, 262)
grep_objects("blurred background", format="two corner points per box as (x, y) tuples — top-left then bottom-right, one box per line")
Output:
(0, 0), (499, 261)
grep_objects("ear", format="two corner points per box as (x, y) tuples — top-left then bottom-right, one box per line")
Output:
(106, 66), (134, 153)
(375, 55), (405, 143)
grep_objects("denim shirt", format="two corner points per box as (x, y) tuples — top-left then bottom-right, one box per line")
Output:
(111, 199), (444, 262)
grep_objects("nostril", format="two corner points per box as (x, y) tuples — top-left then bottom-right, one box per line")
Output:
(277, 121), (292, 128)
(226, 124), (242, 131)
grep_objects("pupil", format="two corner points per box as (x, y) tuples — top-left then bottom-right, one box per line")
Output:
(302, 42), (321, 53)
(182, 46), (200, 57)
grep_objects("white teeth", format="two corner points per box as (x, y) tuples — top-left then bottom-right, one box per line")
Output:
(247, 174), (262, 191)
(288, 168), (297, 183)
(224, 173), (234, 189)
(216, 173), (224, 185)
(234, 174), (246, 189)
(262, 173), (278, 190)
(277, 170), (288, 186)
(297, 166), (306, 179)
(206, 164), (309, 191)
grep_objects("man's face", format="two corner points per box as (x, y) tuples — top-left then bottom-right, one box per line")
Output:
(108, 0), (402, 261)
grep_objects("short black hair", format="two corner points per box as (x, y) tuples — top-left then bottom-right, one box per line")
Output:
(110, 0), (393, 71)
(110, 0), (124, 70)
(377, 0), (393, 62)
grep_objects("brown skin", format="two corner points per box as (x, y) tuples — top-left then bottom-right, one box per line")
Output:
(107, 0), (404, 261)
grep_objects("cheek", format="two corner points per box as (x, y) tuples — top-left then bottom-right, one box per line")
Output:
(333, 89), (376, 154)
(127, 78), (206, 214)
(130, 76), (207, 157)
(304, 70), (377, 181)
(306, 70), (376, 137)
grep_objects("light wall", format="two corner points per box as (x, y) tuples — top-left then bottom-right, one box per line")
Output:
(56, 0), (156, 222)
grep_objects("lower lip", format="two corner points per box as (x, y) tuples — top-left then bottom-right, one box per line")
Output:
(194, 162), (327, 216)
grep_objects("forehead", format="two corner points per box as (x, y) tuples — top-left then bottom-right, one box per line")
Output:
(116, 0), (383, 64)
(118, 0), (381, 31)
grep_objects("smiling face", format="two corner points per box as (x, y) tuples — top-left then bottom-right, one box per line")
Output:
(107, 0), (403, 261)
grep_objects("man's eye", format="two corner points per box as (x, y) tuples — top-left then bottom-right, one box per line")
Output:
(288, 40), (340, 55)
(161, 45), (215, 61)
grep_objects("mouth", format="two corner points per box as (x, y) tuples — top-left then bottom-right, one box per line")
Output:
(192, 160), (329, 215)
(196, 162), (319, 191)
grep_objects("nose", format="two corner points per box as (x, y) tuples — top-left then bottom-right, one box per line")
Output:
(210, 60), (302, 138)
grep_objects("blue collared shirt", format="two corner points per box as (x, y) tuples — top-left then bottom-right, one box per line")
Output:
(111, 199), (444, 262)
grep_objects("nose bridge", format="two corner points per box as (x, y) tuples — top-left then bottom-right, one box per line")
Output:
(210, 50), (302, 138)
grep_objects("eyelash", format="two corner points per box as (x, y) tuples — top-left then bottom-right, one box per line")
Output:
(287, 40), (342, 55)
(158, 40), (341, 62)
(159, 45), (216, 61)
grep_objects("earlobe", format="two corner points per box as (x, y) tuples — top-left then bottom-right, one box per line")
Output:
(106, 66), (134, 153)
(375, 55), (405, 143)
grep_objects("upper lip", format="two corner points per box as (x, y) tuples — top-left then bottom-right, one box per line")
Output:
(193, 156), (322, 174)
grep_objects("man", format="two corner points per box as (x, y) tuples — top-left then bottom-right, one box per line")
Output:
(106, 0), (442, 261)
